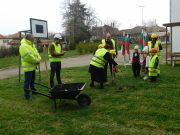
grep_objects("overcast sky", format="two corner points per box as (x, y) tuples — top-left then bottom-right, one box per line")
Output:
(0, 0), (169, 35)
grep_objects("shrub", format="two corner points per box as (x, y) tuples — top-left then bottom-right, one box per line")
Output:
(69, 42), (76, 50)
(36, 45), (43, 53)
(0, 46), (10, 58)
(9, 45), (19, 56)
(84, 42), (89, 54)
(76, 42), (84, 55)
(76, 41), (98, 55)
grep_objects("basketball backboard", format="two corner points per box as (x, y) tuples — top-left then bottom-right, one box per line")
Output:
(30, 18), (48, 38)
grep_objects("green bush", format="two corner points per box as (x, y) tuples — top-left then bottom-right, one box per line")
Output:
(76, 42), (84, 55)
(0, 46), (10, 58)
(84, 43), (89, 54)
(76, 41), (98, 55)
(69, 42), (76, 50)
(36, 45), (43, 53)
(9, 45), (19, 56)
(0, 45), (19, 58)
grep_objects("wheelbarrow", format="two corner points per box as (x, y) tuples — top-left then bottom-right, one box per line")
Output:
(33, 82), (91, 109)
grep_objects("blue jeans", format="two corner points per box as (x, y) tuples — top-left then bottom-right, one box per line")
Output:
(24, 70), (35, 98)
(50, 62), (62, 88)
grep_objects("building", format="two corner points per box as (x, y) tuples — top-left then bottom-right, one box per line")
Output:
(91, 25), (170, 43)
(0, 33), (20, 47)
(118, 26), (170, 43)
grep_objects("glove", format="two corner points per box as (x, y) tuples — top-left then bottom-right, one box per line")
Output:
(109, 50), (116, 56)
(98, 44), (105, 49)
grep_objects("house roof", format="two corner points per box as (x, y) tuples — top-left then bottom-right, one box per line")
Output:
(0, 33), (20, 39)
(0, 34), (5, 38)
(118, 26), (166, 35)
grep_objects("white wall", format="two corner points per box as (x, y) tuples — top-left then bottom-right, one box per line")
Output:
(170, 0), (180, 53)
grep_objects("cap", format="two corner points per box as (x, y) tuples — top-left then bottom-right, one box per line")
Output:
(134, 45), (139, 50)
(150, 48), (157, 53)
(54, 34), (62, 39)
(142, 46), (148, 53)
(151, 33), (157, 39)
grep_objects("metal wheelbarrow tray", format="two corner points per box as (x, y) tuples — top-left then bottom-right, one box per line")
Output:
(34, 82), (91, 109)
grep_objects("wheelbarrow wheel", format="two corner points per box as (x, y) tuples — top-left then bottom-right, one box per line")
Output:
(77, 94), (91, 107)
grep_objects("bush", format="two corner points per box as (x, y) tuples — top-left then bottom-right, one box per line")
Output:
(69, 42), (76, 50)
(76, 42), (84, 55)
(36, 45), (43, 53)
(9, 45), (19, 56)
(76, 41), (98, 55)
(0, 45), (19, 58)
(0, 46), (10, 58)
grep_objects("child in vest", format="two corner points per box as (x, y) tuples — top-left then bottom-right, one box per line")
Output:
(142, 46), (149, 80)
(131, 45), (141, 78)
(148, 48), (159, 82)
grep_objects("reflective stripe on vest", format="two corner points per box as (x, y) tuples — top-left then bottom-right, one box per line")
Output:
(19, 39), (40, 72)
(90, 48), (107, 68)
(148, 54), (158, 76)
(21, 65), (36, 68)
(48, 42), (61, 62)
(21, 52), (30, 59)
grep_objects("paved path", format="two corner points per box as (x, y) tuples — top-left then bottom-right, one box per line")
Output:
(0, 49), (167, 80)
(0, 54), (93, 80)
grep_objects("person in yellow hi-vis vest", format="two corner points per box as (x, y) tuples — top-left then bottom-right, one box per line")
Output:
(48, 34), (66, 88)
(89, 44), (118, 89)
(148, 48), (159, 82)
(148, 33), (162, 76)
(19, 34), (41, 100)
(101, 33), (118, 81)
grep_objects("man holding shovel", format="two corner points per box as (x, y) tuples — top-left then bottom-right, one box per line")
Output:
(101, 33), (118, 82)
(89, 44), (118, 89)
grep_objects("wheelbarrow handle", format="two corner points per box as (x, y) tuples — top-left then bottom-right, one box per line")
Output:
(34, 82), (50, 89)
(32, 90), (52, 98)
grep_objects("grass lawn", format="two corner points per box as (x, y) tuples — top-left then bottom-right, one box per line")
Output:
(0, 65), (179, 135)
(0, 50), (79, 69)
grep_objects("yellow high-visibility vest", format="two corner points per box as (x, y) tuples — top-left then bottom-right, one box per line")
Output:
(90, 48), (108, 68)
(102, 39), (116, 54)
(148, 54), (158, 76)
(148, 40), (161, 74)
(48, 42), (61, 62)
(148, 40), (161, 57)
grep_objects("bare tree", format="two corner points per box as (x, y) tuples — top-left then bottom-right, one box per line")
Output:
(103, 19), (121, 36)
(144, 19), (157, 27)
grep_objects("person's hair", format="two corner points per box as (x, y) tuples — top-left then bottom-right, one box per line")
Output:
(25, 34), (33, 40)
(106, 33), (111, 38)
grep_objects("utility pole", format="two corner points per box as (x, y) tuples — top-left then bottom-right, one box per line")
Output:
(139, 5), (146, 26)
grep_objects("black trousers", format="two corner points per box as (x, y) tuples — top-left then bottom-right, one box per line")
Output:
(132, 63), (141, 78)
(50, 62), (62, 88)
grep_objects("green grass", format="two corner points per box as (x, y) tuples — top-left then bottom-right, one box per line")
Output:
(0, 65), (180, 135)
(0, 50), (79, 69)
